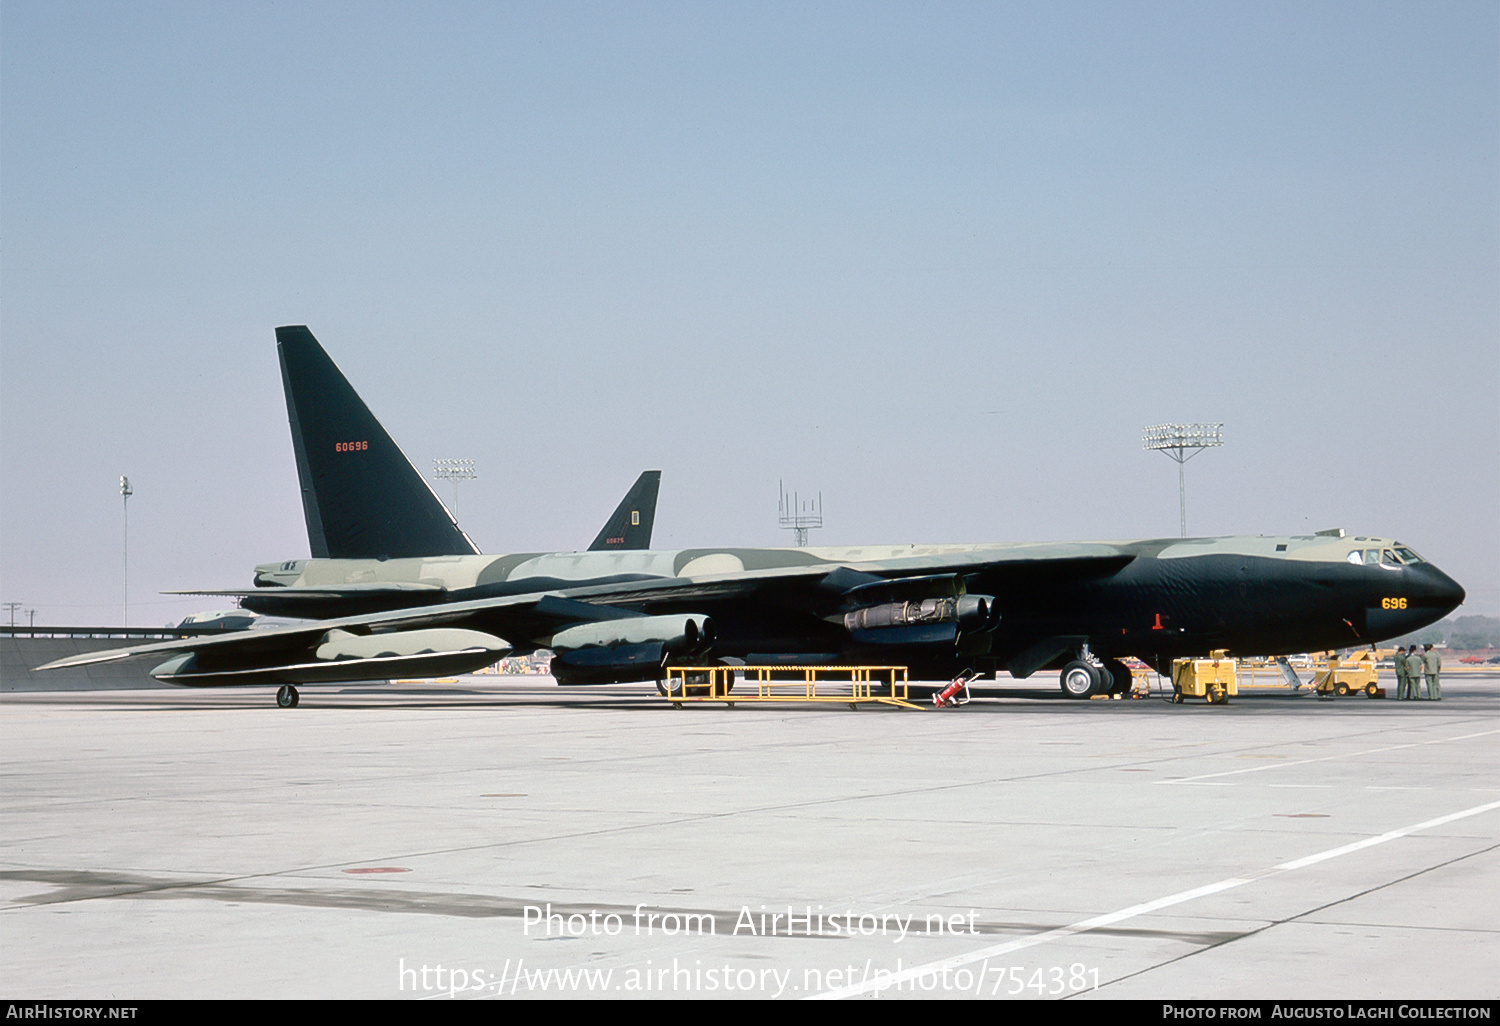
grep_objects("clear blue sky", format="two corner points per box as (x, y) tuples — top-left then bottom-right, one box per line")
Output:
(3, 1), (1496, 624)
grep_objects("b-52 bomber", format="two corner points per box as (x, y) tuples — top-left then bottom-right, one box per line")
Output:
(42, 338), (1466, 708)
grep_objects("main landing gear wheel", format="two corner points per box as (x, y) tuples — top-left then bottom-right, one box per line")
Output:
(1100, 657), (1133, 696)
(1060, 660), (1101, 699)
(276, 685), (299, 709)
(682, 670), (712, 697)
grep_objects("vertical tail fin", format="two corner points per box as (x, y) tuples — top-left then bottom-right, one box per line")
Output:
(276, 326), (480, 559)
(587, 471), (660, 551)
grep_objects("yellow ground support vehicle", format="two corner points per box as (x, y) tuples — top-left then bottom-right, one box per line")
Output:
(1170, 650), (1237, 704)
(1311, 650), (1383, 698)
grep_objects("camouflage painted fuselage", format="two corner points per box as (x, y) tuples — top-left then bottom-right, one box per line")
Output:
(246, 533), (1464, 679)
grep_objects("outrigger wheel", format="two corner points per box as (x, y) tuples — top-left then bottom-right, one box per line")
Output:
(276, 685), (300, 709)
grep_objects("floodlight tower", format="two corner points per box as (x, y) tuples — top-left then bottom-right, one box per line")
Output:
(1142, 424), (1222, 537)
(778, 481), (823, 547)
(432, 458), (476, 522)
(120, 476), (133, 625)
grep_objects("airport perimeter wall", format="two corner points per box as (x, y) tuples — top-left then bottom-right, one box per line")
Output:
(2, 629), (396, 692)
(2, 635), (173, 690)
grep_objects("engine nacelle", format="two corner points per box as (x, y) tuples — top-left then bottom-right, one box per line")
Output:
(548, 614), (714, 656)
(843, 595), (993, 632)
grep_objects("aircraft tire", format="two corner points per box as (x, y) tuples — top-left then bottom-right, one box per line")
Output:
(1100, 658), (1133, 695)
(719, 659), (743, 695)
(276, 685), (299, 709)
(655, 676), (682, 698)
(1060, 661), (1099, 699)
(683, 670), (712, 697)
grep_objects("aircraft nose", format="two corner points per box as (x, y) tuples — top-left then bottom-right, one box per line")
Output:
(1412, 563), (1466, 616)
(1364, 562), (1465, 643)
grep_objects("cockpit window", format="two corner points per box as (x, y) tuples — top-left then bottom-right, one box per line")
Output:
(1381, 549), (1401, 566)
(1347, 551), (1363, 564)
(1365, 549), (1381, 565)
(1394, 547), (1424, 564)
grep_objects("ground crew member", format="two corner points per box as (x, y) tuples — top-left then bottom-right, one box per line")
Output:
(1395, 646), (1411, 699)
(1422, 643), (1441, 701)
(1406, 646), (1424, 699)
(1400, 645), (1419, 699)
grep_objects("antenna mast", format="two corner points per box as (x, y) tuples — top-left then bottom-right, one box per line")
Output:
(778, 481), (823, 547)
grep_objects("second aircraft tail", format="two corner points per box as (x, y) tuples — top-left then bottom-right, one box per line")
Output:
(588, 471), (660, 550)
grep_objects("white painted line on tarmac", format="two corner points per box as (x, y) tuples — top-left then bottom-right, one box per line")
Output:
(1272, 801), (1500, 871)
(1442, 728), (1500, 742)
(811, 798), (1500, 1000)
(1162, 728), (1500, 784)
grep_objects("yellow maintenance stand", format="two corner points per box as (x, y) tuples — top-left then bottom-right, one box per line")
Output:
(1311, 651), (1383, 698)
(658, 665), (922, 710)
(1170, 650), (1237, 705)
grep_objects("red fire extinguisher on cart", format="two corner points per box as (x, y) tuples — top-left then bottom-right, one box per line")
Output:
(934, 670), (976, 707)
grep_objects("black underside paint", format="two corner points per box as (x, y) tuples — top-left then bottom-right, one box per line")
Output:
(549, 553), (1462, 684)
(216, 547), (1463, 688)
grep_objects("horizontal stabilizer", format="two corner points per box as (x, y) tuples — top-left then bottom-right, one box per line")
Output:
(165, 583), (446, 600)
(171, 581), (450, 620)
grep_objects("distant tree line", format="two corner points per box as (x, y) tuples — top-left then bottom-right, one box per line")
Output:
(1388, 614), (1499, 650)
